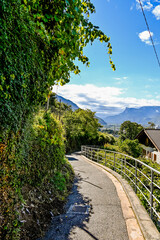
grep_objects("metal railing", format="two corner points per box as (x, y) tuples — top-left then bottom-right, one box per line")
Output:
(81, 145), (160, 225)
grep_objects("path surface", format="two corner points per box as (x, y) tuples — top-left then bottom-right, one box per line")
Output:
(41, 153), (129, 240)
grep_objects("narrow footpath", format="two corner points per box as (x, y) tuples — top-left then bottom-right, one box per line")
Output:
(41, 153), (143, 240)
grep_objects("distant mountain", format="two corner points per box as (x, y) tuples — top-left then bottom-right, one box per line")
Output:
(95, 107), (124, 120)
(56, 95), (79, 111)
(105, 106), (160, 125)
(96, 116), (107, 126)
(56, 95), (107, 125)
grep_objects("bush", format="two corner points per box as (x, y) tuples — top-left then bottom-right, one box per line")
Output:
(119, 139), (142, 158)
(98, 132), (115, 146)
(0, 110), (68, 239)
(63, 109), (101, 152)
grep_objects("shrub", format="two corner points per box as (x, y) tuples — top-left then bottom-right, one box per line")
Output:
(0, 110), (66, 239)
(119, 139), (142, 158)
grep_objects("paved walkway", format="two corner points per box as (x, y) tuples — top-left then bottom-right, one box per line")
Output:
(42, 153), (137, 240)
(66, 153), (129, 240)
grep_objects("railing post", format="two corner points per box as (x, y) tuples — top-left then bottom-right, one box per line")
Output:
(114, 153), (116, 171)
(135, 161), (137, 194)
(124, 156), (126, 178)
(104, 150), (106, 166)
(121, 157), (123, 176)
(97, 150), (99, 162)
(91, 147), (93, 160)
(150, 170), (154, 219)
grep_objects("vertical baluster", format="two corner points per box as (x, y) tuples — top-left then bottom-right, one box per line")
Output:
(150, 170), (154, 219)
(104, 150), (106, 166)
(124, 156), (126, 178)
(97, 150), (99, 162)
(114, 153), (116, 171)
(121, 157), (123, 176)
(135, 161), (137, 194)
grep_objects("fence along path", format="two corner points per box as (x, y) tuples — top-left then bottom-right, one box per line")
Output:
(81, 145), (160, 228)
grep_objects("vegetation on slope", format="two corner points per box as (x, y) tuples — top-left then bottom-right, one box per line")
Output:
(0, 1), (115, 239)
(0, 110), (74, 239)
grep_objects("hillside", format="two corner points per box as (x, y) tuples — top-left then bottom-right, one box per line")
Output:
(56, 95), (107, 125)
(56, 95), (79, 111)
(105, 106), (160, 125)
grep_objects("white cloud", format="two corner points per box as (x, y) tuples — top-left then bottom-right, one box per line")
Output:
(130, 3), (135, 11)
(113, 76), (128, 84)
(138, 30), (153, 45)
(136, 0), (153, 11)
(152, 5), (160, 19)
(114, 76), (128, 80)
(55, 84), (124, 109)
(143, 1), (153, 10)
(53, 84), (160, 114)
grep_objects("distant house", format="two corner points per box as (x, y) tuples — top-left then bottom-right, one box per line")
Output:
(136, 129), (160, 164)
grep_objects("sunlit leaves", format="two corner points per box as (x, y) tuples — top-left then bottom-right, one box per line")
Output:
(26, 0), (115, 89)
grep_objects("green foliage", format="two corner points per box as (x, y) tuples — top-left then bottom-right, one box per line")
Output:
(98, 132), (115, 146)
(0, 0), (47, 133)
(148, 121), (155, 128)
(0, 110), (70, 239)
(27, 0), (116, 80)
(1, 1), (115, 238)
(104, 142), (119, 152)
(119, 121), (143, 141)
(48, 96), (113, 151)
(63, 108), (101, 152)
(0, 0), (115, 134)
(48, 93), (72, 117)
(119, 139), (142, 158)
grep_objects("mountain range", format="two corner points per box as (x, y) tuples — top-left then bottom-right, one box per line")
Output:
(105, 106), (160, 125)
(56, 95), (107, 125)
(56, 95), (79, 111)
(56, 95), (160, 126)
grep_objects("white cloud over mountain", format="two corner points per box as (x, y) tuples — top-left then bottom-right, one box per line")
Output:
(54, 84), (160, 116)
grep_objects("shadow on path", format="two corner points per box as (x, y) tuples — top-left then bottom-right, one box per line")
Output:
(81, 227), (99, 240)
(39, 174), (96, 240)
(82, 179), (103, 190)
(66, 156), (78, 161)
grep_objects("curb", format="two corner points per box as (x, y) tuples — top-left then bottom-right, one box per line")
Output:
(80, 154), (160, 240)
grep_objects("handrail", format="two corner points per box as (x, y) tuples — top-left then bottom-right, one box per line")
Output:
(85, 146), (160, 175)
(81, 145), (160, 227)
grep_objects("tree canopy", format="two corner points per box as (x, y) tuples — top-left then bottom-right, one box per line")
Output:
(62, 108), (101, 152)
(119, 121), (143, 141)
(148, 121), (156, 129)
(0, 1), (116, 238)
(119, 139), (142, 158)
(0, 0), (115, 134)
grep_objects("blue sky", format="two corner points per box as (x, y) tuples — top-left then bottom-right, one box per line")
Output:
(56, 0), (160, 118)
